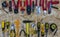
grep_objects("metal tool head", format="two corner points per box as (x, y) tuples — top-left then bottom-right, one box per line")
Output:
(23, 20), (33, 23)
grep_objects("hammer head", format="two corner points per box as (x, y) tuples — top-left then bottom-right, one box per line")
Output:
(23, 20), (33, 23)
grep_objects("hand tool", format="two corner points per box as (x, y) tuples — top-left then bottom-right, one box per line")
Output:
(51, 5), (60, 11)
(36, 6), (41, 15)
(1, 0), (9, 14)
(50, 23), (57, 35)
(36, 0), (41, 16)
(48, 1), (52, 14)
(45, 23), (49, 37)
(23, 20), (33, 37)
(14, 19), (20, 37)
(41, 23), (45, 37)
(31, 1), (35, 12)
(5, 21), (10, 37)
(20, 7), (25, 14)
(9, 1), (12, 12)
(26, 5), (31, 15)
(43, 0), (47, 15)
(2, 1), (8, 8)
(20, 23), (26, 37)
(12, 0), (19, 14)
(10, 24), (16, 37)
(5, 21), (10, 31)
(37, 22), (41, 37)
(1, 20), (5, 37)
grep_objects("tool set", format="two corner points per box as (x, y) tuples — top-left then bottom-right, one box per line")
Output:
(0, 0), (60, 37)
(1, 19), (58, 37)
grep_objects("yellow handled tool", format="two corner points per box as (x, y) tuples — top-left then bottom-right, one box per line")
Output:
(23, 20), (33, 37)
(41, 23), (45, 37)
(14, 19), (20, 37)
(1, 20), (5, 37)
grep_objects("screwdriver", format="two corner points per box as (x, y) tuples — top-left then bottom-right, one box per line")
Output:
(37, 22), (41, 37)
(5, 21), (10, 37)
(31, 1), (35, 12)
(41, 23), (45, 37)
(45, 23), (49, 37)
(1, 20), (5, 37)
(10, 24), (16, 37)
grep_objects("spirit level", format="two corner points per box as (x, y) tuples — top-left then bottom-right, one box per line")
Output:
(37, 22), (41, 37)
(23, 20), (33, 37)
(45, 23), (49, 37)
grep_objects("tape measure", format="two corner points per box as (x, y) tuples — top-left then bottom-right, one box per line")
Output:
(50, 23), (57, 32)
